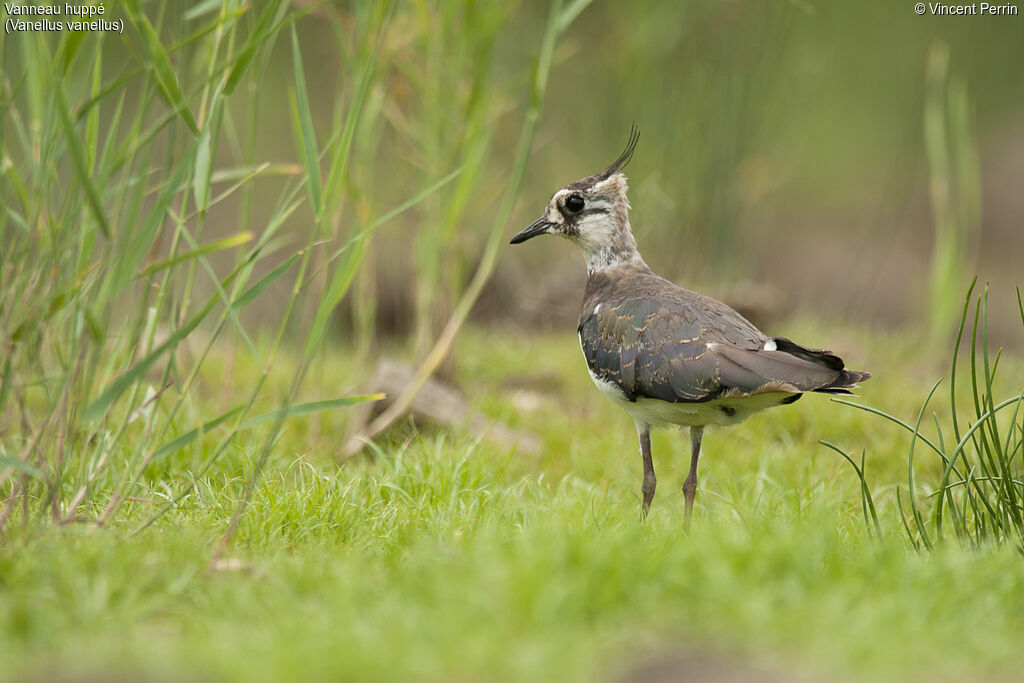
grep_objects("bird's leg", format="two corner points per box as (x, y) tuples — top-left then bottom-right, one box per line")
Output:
(683, 426), (704, 529)
(637, 423), (656, 518)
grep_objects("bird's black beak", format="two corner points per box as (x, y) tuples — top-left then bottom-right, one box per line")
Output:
(510, 217), (552, 245)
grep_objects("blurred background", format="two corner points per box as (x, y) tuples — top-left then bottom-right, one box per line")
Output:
(195, 1), (1023, 348)
(507, 1), (1024, 340)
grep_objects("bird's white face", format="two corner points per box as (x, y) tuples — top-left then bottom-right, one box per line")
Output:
(541, 178), (626, 245)
(511, 175), (631, 247)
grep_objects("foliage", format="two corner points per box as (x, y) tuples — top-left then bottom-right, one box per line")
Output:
(831, 280), (1024, 551)
(0, 2), (457, 534)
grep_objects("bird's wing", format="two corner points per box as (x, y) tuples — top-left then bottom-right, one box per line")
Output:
(579, 283), (862, 403)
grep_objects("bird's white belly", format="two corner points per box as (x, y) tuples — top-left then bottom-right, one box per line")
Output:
(585, 366), (794, 428)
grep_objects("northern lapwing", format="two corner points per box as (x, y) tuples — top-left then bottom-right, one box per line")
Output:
(510, 128), (870, 526)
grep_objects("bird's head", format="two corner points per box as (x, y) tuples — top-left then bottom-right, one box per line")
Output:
(511, 127), (644, 273)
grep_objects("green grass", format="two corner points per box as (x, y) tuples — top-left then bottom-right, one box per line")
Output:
(832, 283), (1024, 551)
(3, 324), (1024, 682)
(3, 3), (1024, 681)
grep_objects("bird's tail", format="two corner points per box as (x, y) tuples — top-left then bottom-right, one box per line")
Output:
(771, 336), (871, 395)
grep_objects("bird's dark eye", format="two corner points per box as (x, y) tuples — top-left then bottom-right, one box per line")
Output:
(564, 194), (585, 214)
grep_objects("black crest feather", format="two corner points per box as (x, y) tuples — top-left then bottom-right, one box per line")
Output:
(599, 124), (640, 181)
(569, 124), (640, 190)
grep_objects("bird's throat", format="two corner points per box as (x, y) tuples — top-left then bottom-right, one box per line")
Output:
(585, 245), (647, 275)
(580, 220), (647, 275)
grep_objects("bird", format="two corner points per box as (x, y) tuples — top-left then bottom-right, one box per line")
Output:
(510, 127), (870, 527)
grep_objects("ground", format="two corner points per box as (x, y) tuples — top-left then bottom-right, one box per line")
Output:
(2, 321), (1023, 682)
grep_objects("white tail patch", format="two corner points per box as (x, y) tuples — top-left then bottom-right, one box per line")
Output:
(763, 340), (777, 351)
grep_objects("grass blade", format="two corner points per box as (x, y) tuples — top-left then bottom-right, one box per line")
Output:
(237, 395), (385, 430)
(820, 441), (881, 538)
(289, 25), (322, 219)
(150, 407), (245, 460)
(149, 394), (381, 461)
(831, 399), (946, 458)
(137, 232), (253, 278)
(906, 379), (943, 549)
(232, 253), (299, 312)
(56, 88), (110, 239)
(123, 0), (200, 135)
(223, 1), (294, 95)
